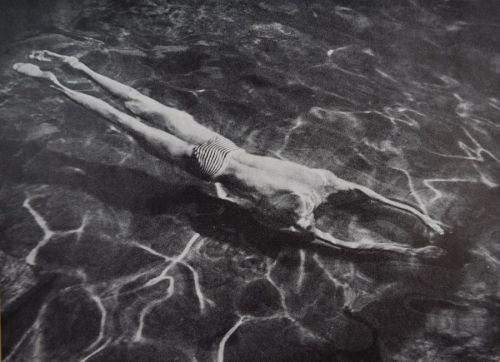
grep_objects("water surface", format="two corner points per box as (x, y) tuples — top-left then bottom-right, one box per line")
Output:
(1, 0), (500, 361)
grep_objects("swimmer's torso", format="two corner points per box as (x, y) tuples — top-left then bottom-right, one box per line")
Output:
(217, 151), (332, 231)
(189, 136), (338, 231)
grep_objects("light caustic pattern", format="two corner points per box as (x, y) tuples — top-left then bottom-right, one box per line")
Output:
(131, 233), (215, 342)
(15, 192), (217, 360)
(3, 0), (500, 361)
(79, 288), (109, 362)
(301, 100), (499, 218)
(23, 193), (89, 266)
(215, 248), (368, 362)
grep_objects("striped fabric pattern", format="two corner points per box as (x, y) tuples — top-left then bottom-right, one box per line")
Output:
(192, 136), (243, 180)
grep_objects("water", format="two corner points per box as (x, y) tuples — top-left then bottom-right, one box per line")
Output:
(1, 0), (500, 361)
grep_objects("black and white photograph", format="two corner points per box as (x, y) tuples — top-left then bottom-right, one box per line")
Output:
(1, 0), (499, 361)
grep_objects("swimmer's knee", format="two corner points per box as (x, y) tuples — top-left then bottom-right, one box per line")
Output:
(126, 87), (144, 100)
(126, 94), (168, 114)
(124, 99), (143, 115)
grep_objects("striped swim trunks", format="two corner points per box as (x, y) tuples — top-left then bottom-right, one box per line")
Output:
(191, 136), (244, 180)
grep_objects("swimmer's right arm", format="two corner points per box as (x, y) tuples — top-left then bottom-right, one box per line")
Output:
(309, 226), (445, 258)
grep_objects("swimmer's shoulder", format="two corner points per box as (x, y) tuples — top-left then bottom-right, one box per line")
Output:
(311, 168), (352, 192)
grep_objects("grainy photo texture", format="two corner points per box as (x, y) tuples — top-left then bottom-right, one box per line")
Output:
(1, 1), (500, 361)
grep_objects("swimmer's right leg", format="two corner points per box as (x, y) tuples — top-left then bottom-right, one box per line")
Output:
(13, 63), (194, 165)
(30, 50), (218, 145)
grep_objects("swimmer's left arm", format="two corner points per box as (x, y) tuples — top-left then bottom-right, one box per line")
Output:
(320, 170), (445, 234)
(347, 184), (445, 234)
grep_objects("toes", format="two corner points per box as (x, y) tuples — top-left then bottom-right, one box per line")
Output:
(424, 218), (445, 235)
(429, 224), (444, 235)
(29, 50), (52, 62)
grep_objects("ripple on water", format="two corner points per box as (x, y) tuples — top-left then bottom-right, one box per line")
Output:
(2, 1), (500, 361)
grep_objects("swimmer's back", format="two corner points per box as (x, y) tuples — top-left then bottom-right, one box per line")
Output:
(218, 152), (331, 230)
(227, 151), (327, 189)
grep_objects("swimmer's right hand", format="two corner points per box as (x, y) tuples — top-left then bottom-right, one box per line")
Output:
(422, 216), (445, 235)
(411, 245), (446, 259)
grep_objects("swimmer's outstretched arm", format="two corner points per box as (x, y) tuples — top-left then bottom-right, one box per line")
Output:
(13, 63), (193, 165)
(30, 50), (218, 145)
(349, 184), (444, 234)
(310, 227), (445, 258)
(322, 172), (445, 234)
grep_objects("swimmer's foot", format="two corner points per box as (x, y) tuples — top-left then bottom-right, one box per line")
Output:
(30, 50), (86, 71)
(13, 63), (60, 84)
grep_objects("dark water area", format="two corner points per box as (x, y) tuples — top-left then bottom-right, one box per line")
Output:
(1, 0), (500, 361)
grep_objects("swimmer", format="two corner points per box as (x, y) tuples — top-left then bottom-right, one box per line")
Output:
(13, 50), (446, 258)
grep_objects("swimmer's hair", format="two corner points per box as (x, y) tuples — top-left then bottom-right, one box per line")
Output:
(268, 192), (305, 211)
(263, 192), (310, 225)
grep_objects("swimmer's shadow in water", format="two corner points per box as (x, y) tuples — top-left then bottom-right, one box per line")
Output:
(2, 139), (442, 260)
(143, 184), (448, 262)
(323, 191), (473, 266)
(1, 139), (191, 214)
(183, 190), (428, 262)
(1, 140), (305, 256)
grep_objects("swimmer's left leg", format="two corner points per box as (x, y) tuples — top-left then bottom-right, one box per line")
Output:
(30, 50), (219, 145)
(13, 63), (193, 165)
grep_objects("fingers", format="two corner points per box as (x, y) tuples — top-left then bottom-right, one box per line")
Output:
(431, 224), (445, 235)
(422, 217), (446, 235)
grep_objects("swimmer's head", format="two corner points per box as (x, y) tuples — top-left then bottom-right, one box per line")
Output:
(264, 192), (313, 227)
